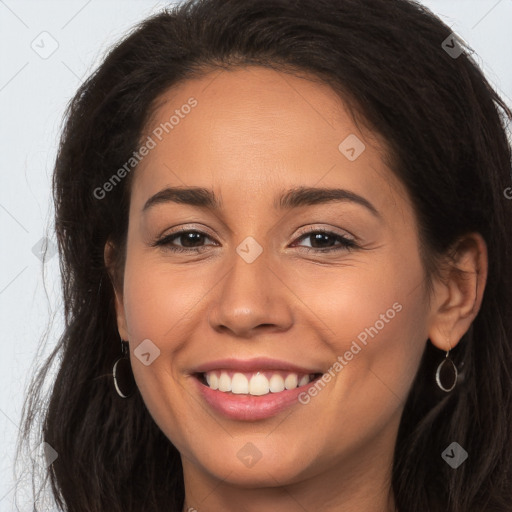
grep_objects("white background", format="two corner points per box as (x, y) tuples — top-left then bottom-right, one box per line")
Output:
(1, 1), (511, 510)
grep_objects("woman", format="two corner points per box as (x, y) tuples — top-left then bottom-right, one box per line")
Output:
(18, 0), (512, 510)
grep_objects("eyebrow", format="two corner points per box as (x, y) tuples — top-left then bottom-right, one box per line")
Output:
(142, 186), (381, 218)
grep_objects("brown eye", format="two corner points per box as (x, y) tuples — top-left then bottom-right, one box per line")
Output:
(153, 229), (217, 253)
(293, 230), (357, 252)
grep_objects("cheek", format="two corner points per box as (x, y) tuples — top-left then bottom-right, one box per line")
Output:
(120, 256), (197, 452)
(122, 250), (206, 343)
(298, 246), (429, 405)
(290, 263), (428, 465)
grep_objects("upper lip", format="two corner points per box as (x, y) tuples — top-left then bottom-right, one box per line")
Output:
(193, 357), (321, 375)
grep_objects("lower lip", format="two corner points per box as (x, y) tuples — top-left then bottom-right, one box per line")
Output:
(193, 375), (318, 421)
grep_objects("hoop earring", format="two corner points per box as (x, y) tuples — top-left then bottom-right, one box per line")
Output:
(113, 339), (136, 398)
(435, 344), (458, 392)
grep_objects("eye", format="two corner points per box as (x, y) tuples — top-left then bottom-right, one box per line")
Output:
(152, 228), (216, 253)
(152, 227), (358, 254)
(292, 229), (358, 253)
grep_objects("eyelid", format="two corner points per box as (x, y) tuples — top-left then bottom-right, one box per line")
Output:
(157, 223), (356, 243)
(152, 223), (359, 254)
(150, 225), (218, 252)
(156, 223), (217, 240)
(294, 223), (356, 242)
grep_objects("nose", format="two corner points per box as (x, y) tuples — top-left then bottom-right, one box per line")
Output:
(207, 248), (294, 338)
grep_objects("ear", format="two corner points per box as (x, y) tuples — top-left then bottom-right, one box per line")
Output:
(104, 240), (130, 341)
(428, 233), (488, 351)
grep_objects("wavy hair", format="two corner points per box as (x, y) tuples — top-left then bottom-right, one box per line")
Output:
(17, 0), (512, 510)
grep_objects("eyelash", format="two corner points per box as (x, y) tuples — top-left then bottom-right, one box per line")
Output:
(152, 227), (358, 254)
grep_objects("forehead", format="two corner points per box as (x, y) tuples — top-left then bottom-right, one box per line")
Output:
(131, 66), (407, 216)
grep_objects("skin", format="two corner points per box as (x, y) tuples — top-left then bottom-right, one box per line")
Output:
(106, 66), (488, 512)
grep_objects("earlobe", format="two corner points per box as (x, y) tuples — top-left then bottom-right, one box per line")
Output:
(428, 233), (488, 351)
(104, 240), (130, 341)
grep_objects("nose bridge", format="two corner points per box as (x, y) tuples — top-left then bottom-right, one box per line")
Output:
(207, 238), (292, 335)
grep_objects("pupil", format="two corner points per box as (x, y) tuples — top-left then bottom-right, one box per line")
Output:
(311, 233), (334, 248)
(178, 232), (336, 249)
(182, 232), (203, 247)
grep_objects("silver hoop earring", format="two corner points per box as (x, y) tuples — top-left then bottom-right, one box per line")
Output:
(113, 340), (136, 398)
(435, 349), (458, 392)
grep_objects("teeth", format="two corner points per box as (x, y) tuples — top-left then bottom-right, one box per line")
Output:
(218, 372), (232, 392)
(269, 374), (285, 392)
(231, 373), (249, 394)
(205, 372), (218, 390)
(203, 370), (316, 396)
(249, 373), (269, 396)
(298, 374), (310, 387)
(284, 374), (298, 390)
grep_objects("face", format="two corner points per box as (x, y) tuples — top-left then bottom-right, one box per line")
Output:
(112, 66), (431, 492)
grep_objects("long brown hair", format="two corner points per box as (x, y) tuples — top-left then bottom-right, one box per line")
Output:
(17, 0), (512, 510)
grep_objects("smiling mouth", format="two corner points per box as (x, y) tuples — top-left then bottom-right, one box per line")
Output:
(195, 370), (323, 396)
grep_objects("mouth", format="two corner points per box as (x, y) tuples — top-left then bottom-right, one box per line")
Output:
(191, 357), (325, 420)
(194, 370), (323, 396)
(192, 363), (324, 421)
